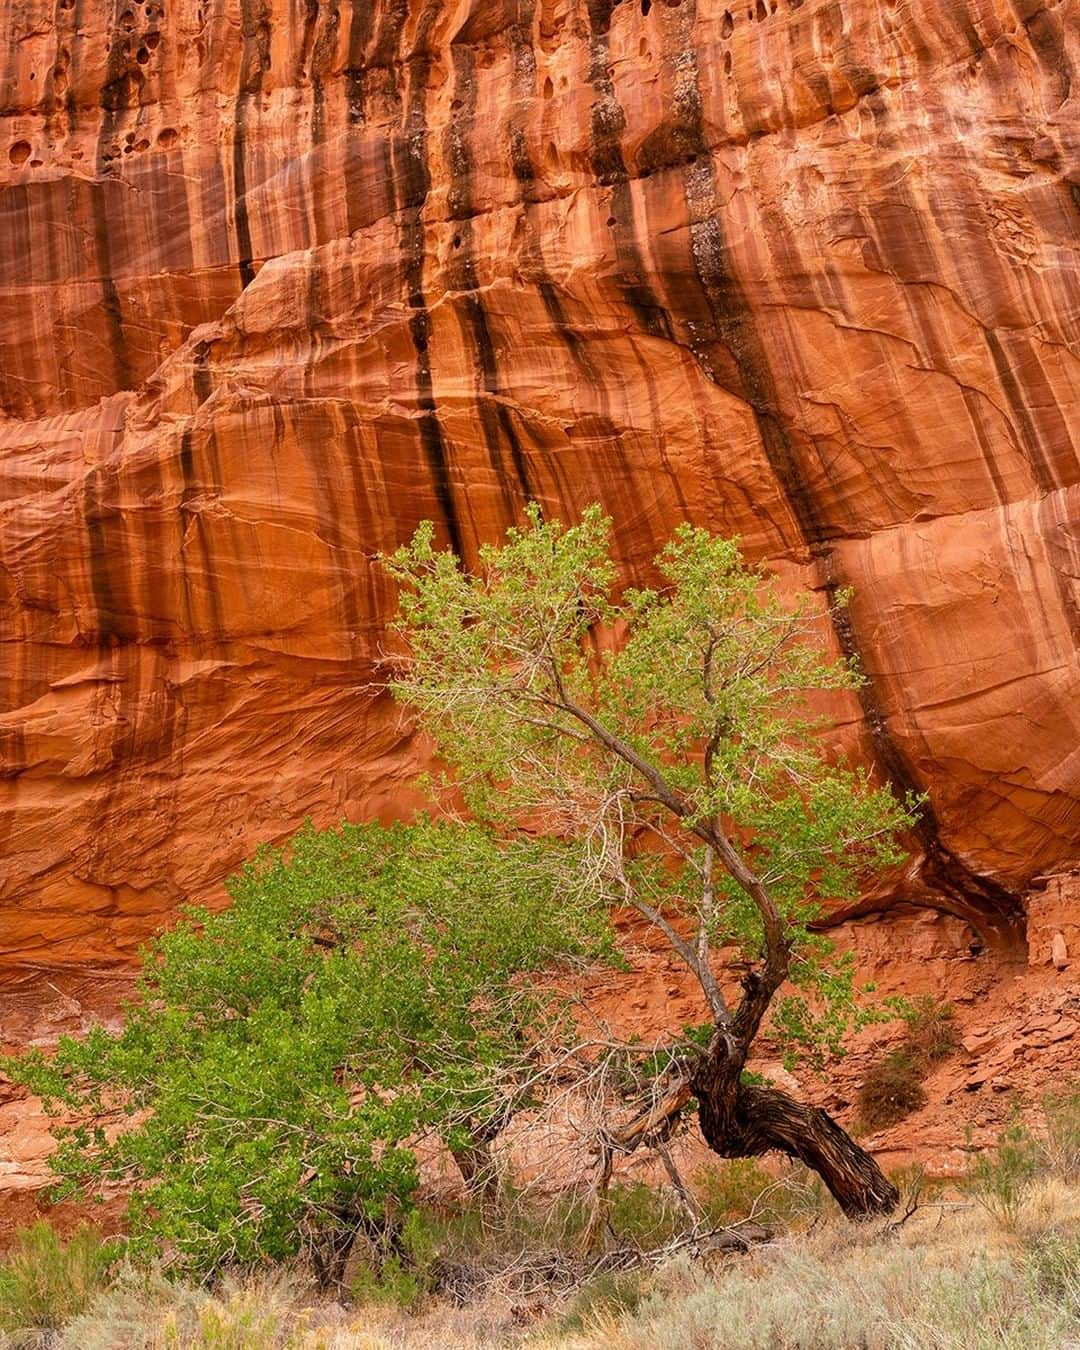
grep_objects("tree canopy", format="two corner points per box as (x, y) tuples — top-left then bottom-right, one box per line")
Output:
(384, 504), (915, 1216)
(8, 819), (604, 1274)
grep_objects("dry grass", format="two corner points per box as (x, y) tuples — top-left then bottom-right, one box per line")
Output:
(25, 1180), (1074, 1350)
(569, 1181), (1080, 1350)
(5, 1083), (1078, 1350)
(0, 1222), (117, 1347)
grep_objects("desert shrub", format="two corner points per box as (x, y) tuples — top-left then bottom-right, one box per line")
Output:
(4, 820), (604, 1277)
(1041, 1081), (1080, 1181)
(418, 1185), (595, 1268)
(854, 997), (957, 1133)
(560, 1269), (649, 1333)
(608, 1238), (1077, 1350)
(694, 1158), (775, 1224)
(856, 1049), (927, 1130)
(59, 1268), (312, 1350)
(887, 1163), (944, 1211)
(402, 1183), (679, 1268)
(606, 1182), (682, 1249)
(0, 1222), (117, 1344)
(347, 1210), (438, 1311)
(963, 1111), (1042, 1229)
(349, 1254), (426, 1313)
(693, 1158), (825, 1229)
(901, 995), (959, 1065)
(1026, 1231), (1080, 1321)
(162, 1292), (302, 1350)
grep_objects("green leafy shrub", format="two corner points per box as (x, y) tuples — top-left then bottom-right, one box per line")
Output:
(4, 820), (603, 1277)
(695, 1159), (778, 1225)
(855, 1050), (927, 1130)
(349, 1254), (426, 1312)
(606, 1182), (682, 1249)
(963, 1111), (1042, 1229)
(0, 1222), (117, 1342)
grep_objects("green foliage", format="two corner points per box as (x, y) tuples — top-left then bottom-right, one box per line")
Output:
(0, 1222), (117, 1341)
(348, 1209), (438, 1311)
(385, 505), (914, 1068)
(5, 820), (603, 1276)
(963, 1110), (1043, 1229)
(348, 1254), (425, 1313)
(606, 1182), (682, 1248)
(770, 955), (891, 1071)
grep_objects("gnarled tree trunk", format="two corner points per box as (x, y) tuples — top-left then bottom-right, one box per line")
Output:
(691, 1059), (898, 1219)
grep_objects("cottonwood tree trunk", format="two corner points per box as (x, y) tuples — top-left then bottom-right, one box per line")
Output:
(599, 1011), (899, 1224)
(690, 1056), (898, 1219)
(688, 1009), (896, 1220)
(687, 964), (899, 1218)
(600, 1071), (897, 1227)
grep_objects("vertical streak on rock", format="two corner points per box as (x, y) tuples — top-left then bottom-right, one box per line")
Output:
(177, 341), (212, 635)
(84, 464), (130, 645)
(584, 0), (674, 341)
(984, 329), (1073, 496)
(233, 0), (271, 289)
(446, 34), (533, 520)
(676, 0), (1023, 942)
(496, 0), (592, 520)
(91, 0), (142, 394)
(342, 0), (380, 233)
(344, 0), (378, 124)
(397, 1), (465, 559)
(90, 180), (134, 394)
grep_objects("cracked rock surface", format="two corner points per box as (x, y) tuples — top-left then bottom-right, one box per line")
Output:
(1, 0), (1078, 962)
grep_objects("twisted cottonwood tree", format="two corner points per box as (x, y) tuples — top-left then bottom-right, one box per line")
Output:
(385, 506), (916, 1218)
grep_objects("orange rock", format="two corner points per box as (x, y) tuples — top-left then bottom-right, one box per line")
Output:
(1028, 873), (1080, 970)
(1, 0), (1078, 966)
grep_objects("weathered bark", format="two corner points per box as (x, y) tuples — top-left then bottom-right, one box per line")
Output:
(598, 1028), (898, 1222)
(694, 1078), (899, 1219)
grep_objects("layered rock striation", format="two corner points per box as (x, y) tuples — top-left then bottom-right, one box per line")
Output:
(1, 0), (1078, 963)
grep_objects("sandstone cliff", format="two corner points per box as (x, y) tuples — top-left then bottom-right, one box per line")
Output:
(1, 0), (1078, 964)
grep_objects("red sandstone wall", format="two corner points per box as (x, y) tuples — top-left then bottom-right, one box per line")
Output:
(1, 0), (1077, 963)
